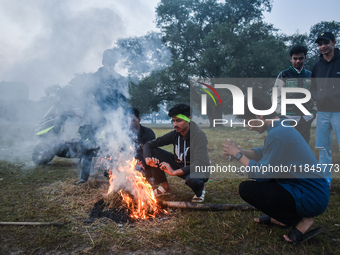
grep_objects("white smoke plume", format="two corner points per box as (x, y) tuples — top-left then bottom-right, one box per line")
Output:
(0, 0), (160, 101)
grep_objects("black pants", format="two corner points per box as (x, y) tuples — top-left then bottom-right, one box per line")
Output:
(239, 180), (302, 227)
(148, 147), (207, 197)
(80, 149), (98, 181)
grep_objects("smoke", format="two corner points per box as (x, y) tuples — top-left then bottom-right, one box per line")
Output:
(0, 0), (173, 194)
(0, 0), (160, 101)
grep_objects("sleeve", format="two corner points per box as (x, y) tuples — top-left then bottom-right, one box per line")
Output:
(247, 137), (287, 180)
(251, 145), (264, 159)
(143, 131), (174, 159)
(182, 132), (210, 177)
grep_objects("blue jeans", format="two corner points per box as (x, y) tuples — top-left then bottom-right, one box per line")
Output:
(315, 111), (340, 184)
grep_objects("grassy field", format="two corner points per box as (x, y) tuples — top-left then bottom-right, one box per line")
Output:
(0, 122), (339, 254)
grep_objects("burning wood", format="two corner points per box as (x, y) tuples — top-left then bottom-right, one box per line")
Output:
(88, 157), (167, 223)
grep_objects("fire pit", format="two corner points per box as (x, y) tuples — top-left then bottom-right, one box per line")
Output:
(86, 157), (167, 223)
(86, 191), (166, 224)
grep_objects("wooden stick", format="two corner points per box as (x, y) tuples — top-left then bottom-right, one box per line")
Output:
(160, 201), (256, 211)
(0, 222), (64, 226)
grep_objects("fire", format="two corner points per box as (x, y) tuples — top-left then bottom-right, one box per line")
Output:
(106, 157), (165, 220)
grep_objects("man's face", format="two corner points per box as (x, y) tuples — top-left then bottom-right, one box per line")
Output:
(171, 116), (190, 134)
(317, 39), (336, 56)
(130, 115), (140, 131)
(245, 117), (267, 134)
(290, 53), (306, 71)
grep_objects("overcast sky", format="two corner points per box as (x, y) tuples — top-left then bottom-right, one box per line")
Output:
(0, 0), (339, 100)
(263, 0), (339, 35)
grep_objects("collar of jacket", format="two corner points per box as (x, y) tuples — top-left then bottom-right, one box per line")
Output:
(289, 66), (305, 74)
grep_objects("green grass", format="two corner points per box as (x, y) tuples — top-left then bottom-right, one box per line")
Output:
(0, 123), (340, 254)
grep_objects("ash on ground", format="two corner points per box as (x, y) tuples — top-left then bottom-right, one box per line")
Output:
(85, 198), (132, 224)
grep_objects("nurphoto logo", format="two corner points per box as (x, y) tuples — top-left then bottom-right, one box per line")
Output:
(191, 78), (313, 128)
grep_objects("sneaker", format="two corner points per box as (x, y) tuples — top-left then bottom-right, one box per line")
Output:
(192, 189), (205, 203)
(153, 186), (170, 197)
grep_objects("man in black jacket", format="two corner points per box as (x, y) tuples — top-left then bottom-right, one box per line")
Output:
(143, 104), (210, 202)
(130, 108), (156, 183)
(274, 45), (315, 143)
(311, 31), (340, 185)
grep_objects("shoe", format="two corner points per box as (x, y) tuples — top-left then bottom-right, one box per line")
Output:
(77, 179), (87, 184)
(255, 215), (288, 228)
(153, 186), (170, 197)
(103, 170), (110, 179)
(285, 226), (323, 244)
(192, 189), (205, 203)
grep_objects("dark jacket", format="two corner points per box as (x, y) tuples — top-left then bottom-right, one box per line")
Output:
(311, 48), (340, 112)
(143, 121), (210, 175)
(134, 125), (155, 162)
(275, 66), (314, 116)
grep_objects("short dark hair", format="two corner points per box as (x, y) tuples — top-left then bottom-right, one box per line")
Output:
(237, 97), (277, 120)
(289, 45), (307, 56)
(130, 107), (140, 118)
(168, 104), (192, 118)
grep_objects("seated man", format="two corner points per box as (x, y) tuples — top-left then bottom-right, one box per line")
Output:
(129, 107), (156, 183)
(143, 104), (210, 202)
(222, 97), (330, 244)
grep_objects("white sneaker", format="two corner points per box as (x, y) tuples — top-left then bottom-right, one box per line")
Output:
(153, 186), (170, 197)
(192, 188), (205, 203)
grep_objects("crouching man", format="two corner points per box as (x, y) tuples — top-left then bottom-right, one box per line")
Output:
(143, 104), (210, 202)
(222, 97), (330, 244)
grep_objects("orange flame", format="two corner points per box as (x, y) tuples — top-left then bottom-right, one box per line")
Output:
(107, 157), (165, 219)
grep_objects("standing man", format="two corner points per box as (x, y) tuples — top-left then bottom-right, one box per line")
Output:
(143, 104), (210, 202)
(274, 45), (315, 143)
(222, 97), (330, 244)
(311, 32), (340, 184)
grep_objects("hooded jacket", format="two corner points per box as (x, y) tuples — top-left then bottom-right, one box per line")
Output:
(311, 48), (340, 112)
(143, 121), (210, 175)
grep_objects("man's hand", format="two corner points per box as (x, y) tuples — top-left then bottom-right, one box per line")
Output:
(222, 139), (241, 159)
(145, 157), (159, 167)
(159, 162), (183, 176)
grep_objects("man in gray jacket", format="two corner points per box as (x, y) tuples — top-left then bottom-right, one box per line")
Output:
(143, 104), (210, 202)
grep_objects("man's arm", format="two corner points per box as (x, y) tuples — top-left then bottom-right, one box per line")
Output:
(143, 131), (174, 166)
(240, 149), (261, 161)
(159, 162), (184, 176)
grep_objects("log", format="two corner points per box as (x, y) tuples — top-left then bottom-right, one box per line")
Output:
(159, 201), (256, 211)
(0, 222), (64, 226)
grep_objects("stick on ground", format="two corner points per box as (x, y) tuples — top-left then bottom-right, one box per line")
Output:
(0, 222), (64, 226)
(160, 201), (256, 211)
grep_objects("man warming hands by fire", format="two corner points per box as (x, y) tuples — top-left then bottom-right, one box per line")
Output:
(222, 97), (330, 244)
(143, 104), (210, 202)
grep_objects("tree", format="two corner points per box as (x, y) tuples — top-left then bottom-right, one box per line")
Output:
(129, 63), (190, 116)
(115, 32), (172, 80)
(155, 0), (290, 127)
(156, 0), (273, 76)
